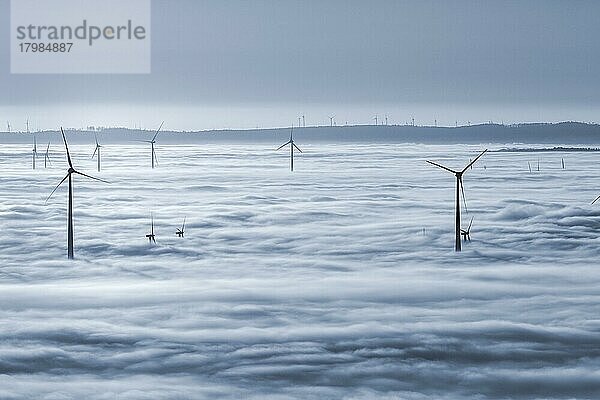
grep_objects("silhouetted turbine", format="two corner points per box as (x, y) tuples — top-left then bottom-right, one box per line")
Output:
(176, 217), (186, 237)
(141, 121), (163, 169)
(91, 134), (102, 171)
(32, 134), (37, 170)
(426, 149), (487, 252)
(146, 213), (156, 243)
(46, 128), (109, 259)
(461, 216), (474, 242)
(276, 126), (303, 171)
(44, 142), (51, 168)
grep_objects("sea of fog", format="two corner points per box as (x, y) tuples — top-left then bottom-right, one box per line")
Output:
(1, 139), (600, 399)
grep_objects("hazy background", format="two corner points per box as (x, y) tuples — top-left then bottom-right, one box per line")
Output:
(1, 0), (600, 130)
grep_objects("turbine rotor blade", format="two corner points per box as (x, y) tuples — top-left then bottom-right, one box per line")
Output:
(426, 160), (457, 174)
(293, 143), (303, 153)
(182, 217), (186, 231)
(276, 141), (291, 151)
(73, 170), (110, 184)
(45, 173), (70, 203)
(460, 177), (468, 213)
(61, 128), (74, 169)
(468, 216), (474, 231)
(152, 121), (164, 142)
(92, 146), (98, 159)
(462, 149), (488, 173)
(592, 195), (600, 205)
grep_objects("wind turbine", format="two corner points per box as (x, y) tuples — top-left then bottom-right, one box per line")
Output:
(561, 158), (565, 169)
(7, 121), (10, 133)
(91, 134), (102, 171)
(461, 217), (474, 242)
(146, 213), (156, 243)
(426, 149), (487, 252)
(32, 134), (37, 170)
(176, 217), (186, 237)
(373, 115), (378, 125)
(142, 121), (163, 169)
(276, 126), (303, 171)
(46, 128), (109, 259)
(328, 115), (335, 127)
(302, 114), (306, 127)
(528, 161), (532, 173)
(44, 142), (51, 168)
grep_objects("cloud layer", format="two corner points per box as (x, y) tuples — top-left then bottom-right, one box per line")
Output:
(0, 140), (599, 399)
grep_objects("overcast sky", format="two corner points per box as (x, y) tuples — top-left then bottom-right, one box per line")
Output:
(2, 0), (600, 130)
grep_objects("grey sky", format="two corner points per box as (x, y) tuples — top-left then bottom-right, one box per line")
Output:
(1, 0), (600, 130)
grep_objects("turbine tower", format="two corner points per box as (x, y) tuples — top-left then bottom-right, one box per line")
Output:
(91, 134), (102, 171)
(32, 134), (37, 170)
(276, 126), (303, 171)
(7, 121), (10, 133)
(426, 149), (487, 252)
(142, 121), (163, 169)
(46, 128), (109, 259)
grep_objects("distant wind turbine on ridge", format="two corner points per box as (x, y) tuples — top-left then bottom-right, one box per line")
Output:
(91, 134), (103, 171)
(426, 149), (487, 252)
(46, 128), (109, 259)
(328, 115), (335, 127)
(276, 126), (303, 171)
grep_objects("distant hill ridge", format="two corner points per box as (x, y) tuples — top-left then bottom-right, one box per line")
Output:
(1, 122), (600, 144)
